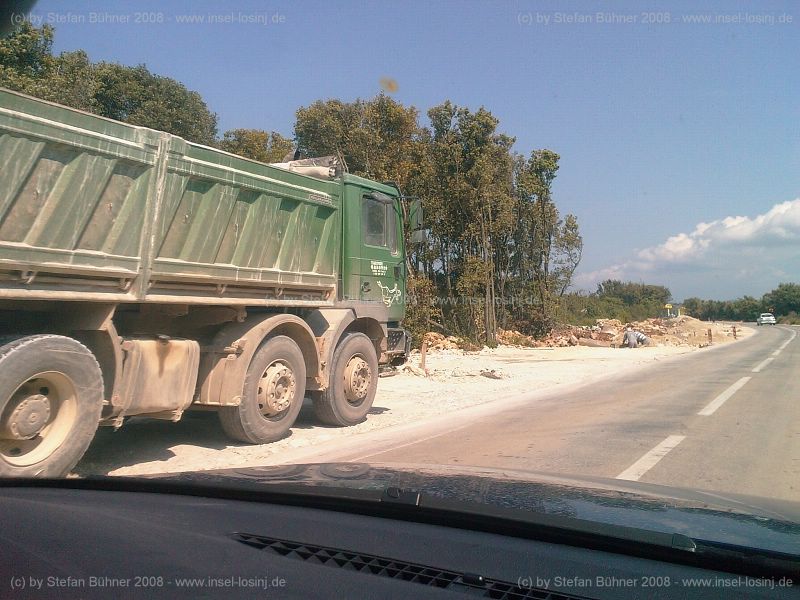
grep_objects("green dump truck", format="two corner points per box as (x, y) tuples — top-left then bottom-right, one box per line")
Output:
(0, 88), (420, 477)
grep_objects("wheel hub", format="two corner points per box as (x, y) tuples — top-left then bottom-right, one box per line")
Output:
(344, 357), (371, 402)
(258, 362), (296, 416)
(1, 393), (52, 440)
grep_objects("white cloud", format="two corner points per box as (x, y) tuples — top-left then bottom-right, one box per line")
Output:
(574, 199), (800, 298)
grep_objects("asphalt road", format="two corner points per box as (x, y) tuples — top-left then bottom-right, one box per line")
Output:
(318, 325), (799, 502)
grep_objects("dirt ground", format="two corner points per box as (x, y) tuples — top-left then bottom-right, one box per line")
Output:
(75, 320), (752, 477)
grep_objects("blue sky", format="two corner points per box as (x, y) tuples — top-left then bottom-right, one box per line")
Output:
(29, 0), (799, 300)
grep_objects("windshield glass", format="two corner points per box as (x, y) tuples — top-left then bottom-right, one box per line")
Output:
(0, 0), (798, 571)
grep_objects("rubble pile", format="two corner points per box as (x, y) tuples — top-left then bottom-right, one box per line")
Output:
(497, 328), (578, 348)
(563, 316), (736, 348)
(421, 332), (463, 351)
(496, 329), (538, 347)
(496, 316), (737, 349)
(413, 317), (738, 364)
(402, 316), (741, 378)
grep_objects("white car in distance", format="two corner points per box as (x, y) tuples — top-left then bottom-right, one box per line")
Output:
(757, 312), (777, 326)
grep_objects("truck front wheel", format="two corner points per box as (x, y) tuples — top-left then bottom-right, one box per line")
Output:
(0, 335), (104, 478)
(313, 333), (378, 426)
(219, 335), (306, 444)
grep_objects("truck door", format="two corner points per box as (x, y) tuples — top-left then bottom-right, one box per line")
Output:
(358, 191), (405, 322)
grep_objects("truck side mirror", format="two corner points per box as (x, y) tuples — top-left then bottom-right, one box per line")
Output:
(408, 198), (426, 245)
(409, 198), (423, 231)
(411, 229), (428, 244)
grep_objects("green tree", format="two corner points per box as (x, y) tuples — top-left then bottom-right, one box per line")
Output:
(218, 128), (294, 163)
(553, 214), (583, 296)
(93, 62), (217, 144)
(0, 21), (52, 83)
(295, 94), (422, 191)
(0, 23), (96, 110)
(596, 280), (671, 306)
(1, 23), (218, 144)
(762, 283), (800, 316)
(422, 101), (519, 344)
(507, 150), (583, 334)
(682, 297), (706, 319)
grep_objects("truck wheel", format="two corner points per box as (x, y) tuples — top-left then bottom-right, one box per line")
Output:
(313, 333), (378, 427)
(219, 336), (305, 444)
(0, 335), (104, 478)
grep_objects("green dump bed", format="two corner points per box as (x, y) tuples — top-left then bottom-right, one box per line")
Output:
(0, 88), (340, 306)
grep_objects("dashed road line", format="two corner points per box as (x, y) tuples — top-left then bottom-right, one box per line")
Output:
(777, 329), (797, 351)
(617, 435), (686, 481)
(752, 357), (774, 373)
(619, 329), (790, 483)
(698, 377), (751, 416)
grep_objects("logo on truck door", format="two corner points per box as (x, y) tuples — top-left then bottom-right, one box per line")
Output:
(377, 281), (401, 307)
(370, 260), (388, 276)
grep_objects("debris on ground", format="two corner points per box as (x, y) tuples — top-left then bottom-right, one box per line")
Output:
(399, 316), (747, 379)
(430, 316), (742, 356)
(580, 316), (739, 348)
(506, 316), (742, 349)
(402, 363), (428, 377)
(421, 332), (462, 351)
(480, 369), (505, 380)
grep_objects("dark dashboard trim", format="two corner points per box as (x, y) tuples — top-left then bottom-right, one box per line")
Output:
(0, 477), (796, 580)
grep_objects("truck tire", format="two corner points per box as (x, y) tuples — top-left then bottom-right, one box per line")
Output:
(313, 333), (378, 427)
(0, 335), (104, 478)
(219, 335), (305, 444)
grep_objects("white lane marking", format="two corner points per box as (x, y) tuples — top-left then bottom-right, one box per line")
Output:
(772, 350), (781, 357)
(752, 357), (774, 373)
(778, 328), (797, 351)
(617, 435), (686, 481)
(698, 377), (751, 416)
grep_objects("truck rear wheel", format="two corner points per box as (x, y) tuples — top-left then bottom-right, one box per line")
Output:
(313, 333), (378, 426)
(0, 335), (104, 478)
(219, 335), (306, 444)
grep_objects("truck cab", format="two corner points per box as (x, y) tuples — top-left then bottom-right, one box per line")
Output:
(340, 175), (410, 364)
(341, 177), (404, 318)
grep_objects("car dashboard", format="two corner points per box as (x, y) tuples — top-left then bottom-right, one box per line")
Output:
(0, 483), (793, 599)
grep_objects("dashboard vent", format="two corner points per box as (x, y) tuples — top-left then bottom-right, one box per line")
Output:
(231, 532), (590, 599)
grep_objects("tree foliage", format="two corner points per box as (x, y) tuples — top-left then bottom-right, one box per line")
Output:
(684, 283), (800, 322)
(595, 280), (671, 306)
(555, 280), (672, 325)
(295, 94), (422, 191)
(92, 62), (217, 144)
(762, 283), (800, 317)
(294, 98), (584, 344)
(218, 129), (294, 163)
(0, 23), (217, 144)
